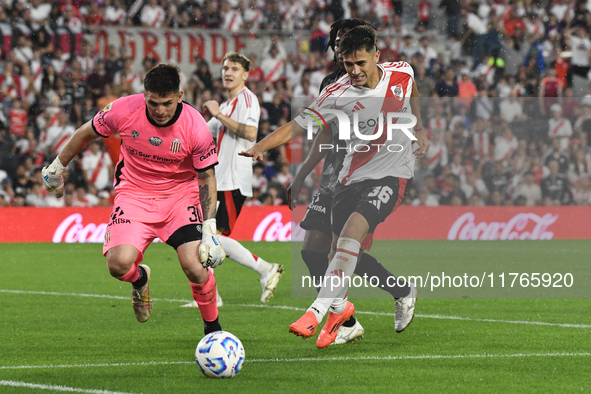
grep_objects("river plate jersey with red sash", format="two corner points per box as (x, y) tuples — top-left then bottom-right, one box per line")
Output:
(294, 62), (416, 186)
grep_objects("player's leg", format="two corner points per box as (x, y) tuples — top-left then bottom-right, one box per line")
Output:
(297, 190), (364, 344)
(350, 177), (417, 333)
(299, 191), (333, 288)
(103, 207), (155, 323)
(289, 183), (363, 340)
(176, 240), (222, 335)
(216, 189), (284, 303)
(159, 188), (223, 336)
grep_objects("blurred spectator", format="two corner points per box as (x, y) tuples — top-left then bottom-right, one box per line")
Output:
(87, 60), (113, 102)
(541, 160), (573, 205)
(140, 0), (166, 28)
(82, 140), (114, 191)
(515, 171), (542, 206)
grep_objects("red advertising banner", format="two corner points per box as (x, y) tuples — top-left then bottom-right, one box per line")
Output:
(1, 206), (590, 243)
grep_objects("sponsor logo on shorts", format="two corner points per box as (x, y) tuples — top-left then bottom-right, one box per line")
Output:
(104, 230), (111, 244)
(132, 130), (139, 139)
(309, 204), (326, 213)
(109, 206), (131, 226)
(170, 138), (182, 153)
(149, 136), (163, 146)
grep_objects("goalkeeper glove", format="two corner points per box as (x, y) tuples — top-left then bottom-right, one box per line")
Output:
(199, 218), (225, 268)
(42, 157), (65, 198)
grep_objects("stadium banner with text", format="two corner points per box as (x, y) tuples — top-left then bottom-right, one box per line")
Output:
(1, 206), (591, 243)
(88, 28), (303, 75)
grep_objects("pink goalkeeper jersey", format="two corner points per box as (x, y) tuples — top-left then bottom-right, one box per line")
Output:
(92, 94), (218, 197)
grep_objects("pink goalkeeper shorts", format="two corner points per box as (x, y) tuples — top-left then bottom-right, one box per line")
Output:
(103, 186), (204, 260)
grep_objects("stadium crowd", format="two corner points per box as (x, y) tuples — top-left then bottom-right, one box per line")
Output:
(2, 0), (591, 207)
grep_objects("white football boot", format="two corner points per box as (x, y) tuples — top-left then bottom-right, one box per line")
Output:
(395, 282), (417, 333)
(333, 319), (365, 345)
(260, 263), (285, 303)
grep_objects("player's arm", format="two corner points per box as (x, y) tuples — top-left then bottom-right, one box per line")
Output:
(203, 100), (257, 142)
(287, 128), (331, 209)
(410, 82), (429, 158)
(197, 168), (217, 220)
(42, 120), (100, 198)
(197, 167), (225, 268)
(238, 120), (306, 161)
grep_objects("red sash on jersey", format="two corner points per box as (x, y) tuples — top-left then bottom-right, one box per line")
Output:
(151, 8), (162, 26)
(216, 98), (239, 154)
(429, 148), (442, 167)
(551, 119), (565, 136)
(228, 11), (238, 30)
(53, 130), (70, 152)
(264, 60), (283, 83)
(90, 152), (105, 184)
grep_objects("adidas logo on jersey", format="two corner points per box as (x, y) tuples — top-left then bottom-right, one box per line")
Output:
(351, 101), (365, 112)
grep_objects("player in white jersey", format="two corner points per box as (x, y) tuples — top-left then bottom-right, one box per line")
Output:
(240, 26), (429, 347)
(201, 53), (284, 304)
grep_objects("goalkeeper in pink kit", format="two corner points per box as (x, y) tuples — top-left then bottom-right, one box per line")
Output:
(42, 64), (225, 335)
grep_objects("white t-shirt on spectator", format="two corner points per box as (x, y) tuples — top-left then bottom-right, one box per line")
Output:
(515, 183), (542, 206)
(30, 3), (52, 22)
(82, 151), (113, 191)
(570, 35), (591, 67)
(548, 117), (573, 152)
(260, 57), (285, 83)
(222, 10), (243, 31)
(467, 12), (487, 35)
(140, 4), (166, 28)
(499, 98), (523, 123)
(494, 135), (518, 162)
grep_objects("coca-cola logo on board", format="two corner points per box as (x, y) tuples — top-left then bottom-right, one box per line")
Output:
(53, 213), (108, 243)
(447, 212), (558, 241)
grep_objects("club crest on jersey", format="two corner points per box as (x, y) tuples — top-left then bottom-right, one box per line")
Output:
(170, 138), (182, 153)
(103, 102), (113, 112)
(132, 130), (139, 139)
(391, 83), (404, 101)
(149, 136), (163, 146)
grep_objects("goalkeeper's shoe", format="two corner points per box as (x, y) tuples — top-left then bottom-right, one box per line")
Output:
(260, 263), (284, 303)
(289, 311), (318, 339)
(334, 318), (365, 345)
(316, 302), (355, 349)
(395, 282), (417, 333)
(132, 264), (152, 323)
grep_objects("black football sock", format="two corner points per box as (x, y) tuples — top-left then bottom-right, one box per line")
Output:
(342, 316), (357, 327)
(132, 265), (148, 288)
(204, 317), (222, 335)
(354, 252), (411, 298)
(301, 250), (329, 292)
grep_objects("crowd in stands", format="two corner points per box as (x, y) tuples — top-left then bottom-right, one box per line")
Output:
(2, 0), (591, 208)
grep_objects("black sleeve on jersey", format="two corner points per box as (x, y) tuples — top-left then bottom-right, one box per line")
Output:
(319, 70), (346, 94)
(91, 120), (108, 138)
(194, 162), (218, 173)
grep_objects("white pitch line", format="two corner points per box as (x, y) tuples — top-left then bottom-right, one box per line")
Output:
(1, 353), (591, 371)
(0, 380), (136, 394)
(2, 289), (591, 329)
(231, 303), (591, 329)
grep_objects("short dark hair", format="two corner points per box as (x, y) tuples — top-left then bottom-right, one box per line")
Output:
(326, 18), (375, 53)
(144, 64), (180, 96)
(339, 25), (378, 57)
(222, 53), (251, 71)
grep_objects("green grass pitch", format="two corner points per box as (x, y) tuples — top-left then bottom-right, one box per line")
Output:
(1, 241), (590, 393)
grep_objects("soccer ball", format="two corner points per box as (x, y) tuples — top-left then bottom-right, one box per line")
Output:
(195, 331), (245, 378)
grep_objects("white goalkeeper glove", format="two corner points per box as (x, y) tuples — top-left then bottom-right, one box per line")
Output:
(199, 219), (225, 268)
(42, 157), (65, 198)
